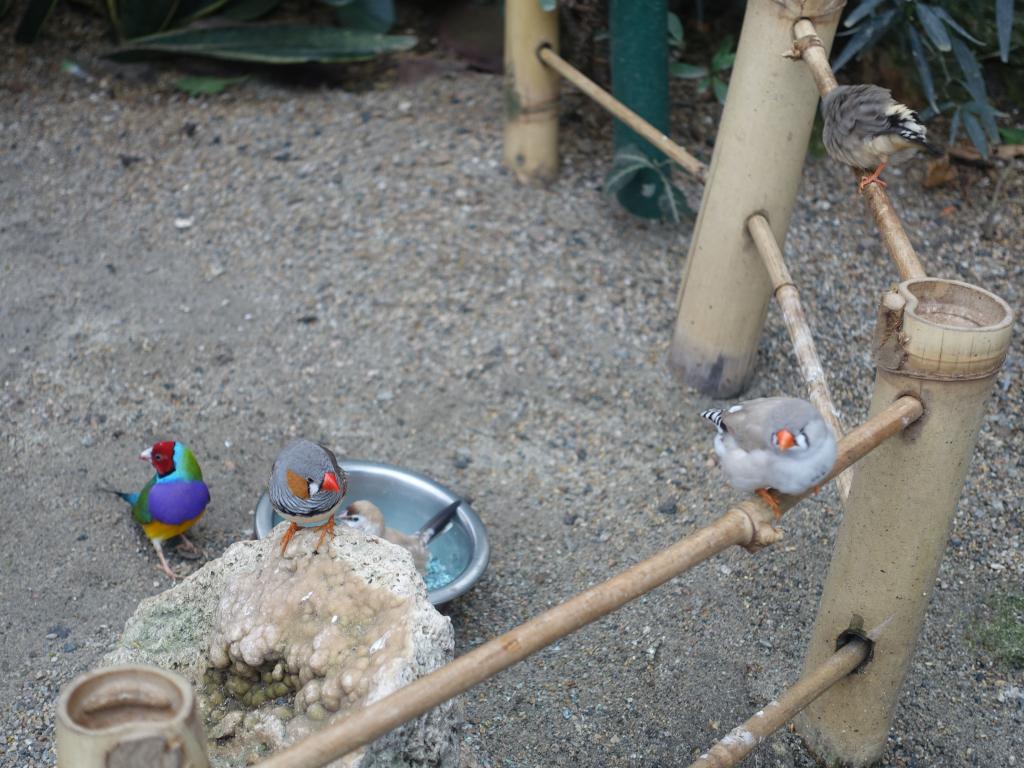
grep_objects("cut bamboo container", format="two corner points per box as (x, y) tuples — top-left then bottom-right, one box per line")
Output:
(747, 213), (850, 501)
(798, 279), (1012, 766)
(253, 397), (921, 768)
(56, 665), (210, 768)
(537, 47), (707, 182)
(503, 0), (559, 184)
(669, 0), (844, 397)
(789, 18), (927, 281)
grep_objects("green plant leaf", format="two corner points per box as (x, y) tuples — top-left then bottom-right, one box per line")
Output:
(538, 0), (556, 10)
(332, 0), (394, 33)
(667, 11), (683, 45)
(961, 109), (989, 156)
(950, 35), (988, 105)
(670, 61), (707, 79)
(14, 0), (60, 43)
(658, 182), (692, 223)
(931, 6), (985, 45)
(907, 26), (938, 111)
(108, 25), (417, 63)
(712, 75), (728, 104)
(111, 0), (180, 40)
(949, 105), (962, 145)
(711, 35), (735, 71)
(219, 0), (284, 21)
(843, 0), (888, 28)
(604, 146), (655, 197)
(915, 3), (952, 52)
(174, 74), (248, 95)
(996, 0), (1014, 63)
(999, 126), (1024, 143)
(832, 9), (897, 71)
(173, 0), (229, 24)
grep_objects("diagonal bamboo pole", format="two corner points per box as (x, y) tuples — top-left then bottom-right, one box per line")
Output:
(537, 45), (708, 183)
(747, 213), (851, 502)
(787, 19), (926, 281)
(687, 629), (879, 768)
(255, 397), (922, 768)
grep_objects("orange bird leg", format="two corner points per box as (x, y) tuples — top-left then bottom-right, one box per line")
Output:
(858, 161), (888, 193)
(755, 488), (783, 521)
(314, 515), (335, 553)
(280, 522), (300, 554)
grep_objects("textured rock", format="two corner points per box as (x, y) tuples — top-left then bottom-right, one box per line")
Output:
(105, 524), (457, 768)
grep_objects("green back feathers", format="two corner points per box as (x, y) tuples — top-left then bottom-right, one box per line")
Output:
(131, 476), (157, 525)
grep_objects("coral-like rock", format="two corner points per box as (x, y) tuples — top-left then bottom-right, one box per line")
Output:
(105, 524), (457, 767)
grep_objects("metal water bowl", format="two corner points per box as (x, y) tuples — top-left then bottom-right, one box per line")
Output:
(255, 459), (489, 605)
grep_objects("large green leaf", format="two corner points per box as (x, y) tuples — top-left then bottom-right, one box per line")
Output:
(110, 0), (180, 40)
(332, 0), (394, 33)
(996, 0), (1015, 63)
(842, 0), (888, 28)
(220, 0), (285, 21)
(173, 0), (231, 24)
(14, 0), (59, 43)
(109, 25), (417, 63)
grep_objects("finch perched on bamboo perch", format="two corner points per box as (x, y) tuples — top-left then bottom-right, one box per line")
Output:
(268, 439), (348, 554)
(701, 398), (837, 519)
(821, 84), (942, 192)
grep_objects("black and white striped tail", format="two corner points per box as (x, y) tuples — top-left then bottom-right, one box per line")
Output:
(701, 408), (726, 432)
(888, 103), (943, 155)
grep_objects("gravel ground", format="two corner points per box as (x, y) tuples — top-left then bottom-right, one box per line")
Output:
(2, 12), (1022, 768)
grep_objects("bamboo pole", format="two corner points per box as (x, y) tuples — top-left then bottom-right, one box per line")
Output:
(747, 213), (850, 501)
(503, 0), (559, 184)
(788, 19), (927, 281)
(798, 279), (1012, 766)
(689, 636), (873, 768)
(668, 0), (844, 397)
(537, 46), (707, 182)
(255, 398), (921, 768)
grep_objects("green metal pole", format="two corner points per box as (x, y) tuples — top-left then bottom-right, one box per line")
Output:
(610, 0), (670, 219)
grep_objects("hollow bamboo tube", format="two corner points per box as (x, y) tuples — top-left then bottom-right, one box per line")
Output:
(669, 0), (843, 397)
(798, 279), (1012, 767)
(503, 0), (559, 184)
(747, 213), (850, 501)
(689, 637), (870, 768)
(537, 46), (707, 182)
(255, 399), (921, 768)
(790, 19), (927, 281)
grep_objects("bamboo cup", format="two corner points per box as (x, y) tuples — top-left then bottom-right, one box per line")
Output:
(56, 665), (209, 768)
(798, 279), (1012, 766)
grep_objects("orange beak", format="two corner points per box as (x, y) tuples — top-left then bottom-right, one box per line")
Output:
(775, 429), (796, 451)
(321, 471), (341, 493)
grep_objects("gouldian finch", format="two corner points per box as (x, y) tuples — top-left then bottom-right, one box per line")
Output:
(106, 441), (211, 579)
(268, 439), (347, 554)
(701, 397), (837, 519)
(821, 84), (942, 192)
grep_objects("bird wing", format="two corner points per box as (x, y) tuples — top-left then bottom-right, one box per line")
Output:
(130, 476), (157, 525)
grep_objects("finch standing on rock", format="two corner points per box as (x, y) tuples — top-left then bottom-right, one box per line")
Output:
(821, 84), (942, 192)
(268, 439), (347, 554)
(701, 397), (837, 519)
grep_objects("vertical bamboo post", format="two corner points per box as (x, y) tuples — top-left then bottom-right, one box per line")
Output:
(798, 279), (1013, 766)
(504, 0), (559, 184)
(668, 0), (844, 397)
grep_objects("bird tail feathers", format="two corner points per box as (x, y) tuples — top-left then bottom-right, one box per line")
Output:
(96, 483), (137, 505)
(416, 499), (461, 545)
(701, 408), (726, 432)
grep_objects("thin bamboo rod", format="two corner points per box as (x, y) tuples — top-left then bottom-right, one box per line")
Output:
(789, 19), (927, 281)
(536, 45), (708, 183)
(256, 398), (922, 768)
(746, 213), (851, 502)
(688, 637), (871, 768)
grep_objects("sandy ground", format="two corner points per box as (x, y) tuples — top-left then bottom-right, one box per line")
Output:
(2, 12), (1023, 768)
